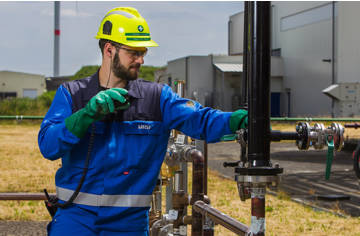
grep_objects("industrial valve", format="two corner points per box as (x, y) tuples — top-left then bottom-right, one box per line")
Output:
(295, 122), (344, 151)
(226, 122), (345, 201)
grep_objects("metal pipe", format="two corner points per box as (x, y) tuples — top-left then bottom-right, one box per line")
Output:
(204, 142), (208, 196)
(0, 116), (44, 120)
(2, 116), (360, 122)
(345, 123), (360, 129)
(271, 117), (360, 122)
(174, 171), (183, 193)
(247, 2), (271, 167)
(241, 2), (249, 106)
(0, 193), (55, 201)
(270, 130), (300, 141)
(193, 201), (250, 236)
(250, 186), (266, 236)
(190, 149), (206, 236)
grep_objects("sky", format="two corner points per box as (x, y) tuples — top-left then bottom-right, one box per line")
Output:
(0, 1), (244, 77)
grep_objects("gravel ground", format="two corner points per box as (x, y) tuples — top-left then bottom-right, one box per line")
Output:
(0, 221), (48, 236)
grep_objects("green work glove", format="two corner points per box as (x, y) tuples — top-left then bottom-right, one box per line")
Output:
(229, 109), (248, 133)
(65, 88), (130, 138)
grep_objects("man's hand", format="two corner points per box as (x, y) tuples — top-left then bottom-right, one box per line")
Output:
(85, 88), (130, 119)
(229, 109), (248, 133)
(65, 88), (129, 138)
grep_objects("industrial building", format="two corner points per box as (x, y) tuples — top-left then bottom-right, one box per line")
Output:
(158, 55), (284, 116)
(231, 1), (360, 117)
(0, 71), (46, 99)
(163, 1), (360, 117)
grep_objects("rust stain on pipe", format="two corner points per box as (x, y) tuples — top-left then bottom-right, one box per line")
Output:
(251, 197), (265, 218)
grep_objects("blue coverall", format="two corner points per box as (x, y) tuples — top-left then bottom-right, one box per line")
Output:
(38, 71), (233, 235)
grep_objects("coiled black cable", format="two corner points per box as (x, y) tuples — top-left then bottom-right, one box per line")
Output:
(44, 123), (96, 214)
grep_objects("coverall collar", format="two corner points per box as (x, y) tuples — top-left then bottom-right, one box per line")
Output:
(83, 70), (144, 101)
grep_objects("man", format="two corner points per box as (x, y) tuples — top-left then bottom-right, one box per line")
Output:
(38, 7), (248, 236)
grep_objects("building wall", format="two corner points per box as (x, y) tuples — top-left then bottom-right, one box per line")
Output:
(274, 2), (334, 116)
(229, 12), (244, 55)
(166, 57), (187, 91)
(166, 55), (284, 112)
(229, 2), (338, 116)
(0, 71), (45, 98)
(337, 2), (360, 83)
(187, 56), (213, 105)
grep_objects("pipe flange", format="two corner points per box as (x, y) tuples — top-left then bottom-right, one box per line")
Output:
(331, 123), (344, 151)
(296, 122), (310, 150)
(313, 123), (325, 150)
(235, 175), (280, 184)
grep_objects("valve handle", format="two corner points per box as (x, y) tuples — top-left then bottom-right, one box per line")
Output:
(223, 161), (241, 167)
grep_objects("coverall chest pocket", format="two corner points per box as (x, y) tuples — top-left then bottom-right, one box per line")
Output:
(118, 121), (163, 170)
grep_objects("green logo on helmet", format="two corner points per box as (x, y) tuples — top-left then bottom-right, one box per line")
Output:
(138, 25), (144, 32)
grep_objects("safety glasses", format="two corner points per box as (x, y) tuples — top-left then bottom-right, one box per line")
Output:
(118, 47), (147, 59)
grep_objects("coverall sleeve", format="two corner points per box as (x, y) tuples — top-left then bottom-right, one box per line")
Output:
(160, 84), (233, 143)
(38, 85), (80, 160)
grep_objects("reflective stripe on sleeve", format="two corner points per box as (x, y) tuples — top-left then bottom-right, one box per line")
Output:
(56, 187), (152, 207)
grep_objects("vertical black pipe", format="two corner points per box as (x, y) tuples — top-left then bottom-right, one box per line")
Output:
(241, 2), (249, 106)
(247, 2), (271, 167)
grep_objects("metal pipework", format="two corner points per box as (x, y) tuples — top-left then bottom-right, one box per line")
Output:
(235, 2), (281, 236)
(271, 117), (360, 122)
(2, 115), (359, 122)
(193, 201), (250, 236)
(241, 1), (251, 106)
(0, 193), (55, 200)
(190, 149), (207, 236)
(345, 123), (360, 129)
(295, 122), (344, 151)
(159, 144), (212, 235)
(150, 183), (162, 227)
(250, 186), (266, 236)
(247, 1), (271, 168)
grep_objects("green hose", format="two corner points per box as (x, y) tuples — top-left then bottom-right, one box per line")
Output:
(325, 135), (334, 180)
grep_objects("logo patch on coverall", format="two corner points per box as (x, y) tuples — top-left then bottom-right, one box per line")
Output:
(138, 124), (151, 130)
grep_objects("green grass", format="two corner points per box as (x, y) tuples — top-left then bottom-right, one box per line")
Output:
(0, 91), (55, 116)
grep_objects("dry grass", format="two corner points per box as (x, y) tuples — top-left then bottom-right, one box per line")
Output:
(205, 169), (360, 236)
(1, 123), (360, 235)
(0, 123), (59, 220)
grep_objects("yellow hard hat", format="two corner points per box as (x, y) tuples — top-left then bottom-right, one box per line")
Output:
(95, 7), (158, 47)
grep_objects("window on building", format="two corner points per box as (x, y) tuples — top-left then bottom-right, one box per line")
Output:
(280, 3), (337, 31)
(23, 89), (37, 98)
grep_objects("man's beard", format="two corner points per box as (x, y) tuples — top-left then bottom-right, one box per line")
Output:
(111, 52), (140, 81)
